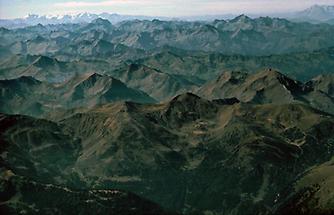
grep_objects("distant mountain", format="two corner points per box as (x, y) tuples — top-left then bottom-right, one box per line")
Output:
(135, 46), (334, 82)
(2, 16), (334, 57)
(291, 5), (334, 23)
(0, 54), (101, 82)
(0, 13), (168, 29)
(1, 5), (334, 29)
(109, 63), (199, 101)
(109, 17), (334, 55)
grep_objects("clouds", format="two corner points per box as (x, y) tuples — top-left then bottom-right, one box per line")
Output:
(1, 0), (334, 18)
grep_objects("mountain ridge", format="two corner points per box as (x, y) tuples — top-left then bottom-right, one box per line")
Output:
(0, 73), (155, 117)
(1, 5), (334, 29)
(1, 92), (334, 214)
(197, 69), (334, 114)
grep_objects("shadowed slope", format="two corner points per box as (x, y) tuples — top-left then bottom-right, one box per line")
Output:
(0, 73), (155, 117)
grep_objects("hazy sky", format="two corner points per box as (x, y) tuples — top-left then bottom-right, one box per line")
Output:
(1, 0), (334, 19)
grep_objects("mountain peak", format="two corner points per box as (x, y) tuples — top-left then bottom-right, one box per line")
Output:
(68, 72), (155, 104)
(216, 69), (291, 86)
(298, 4), (334, 14)
(92, 18), (112, 25)
(161, 92), (217, 127)
(77, 73), (123, 87)
(65, 72), (108, 88)
(308, 4), (334, 11)
(310, 74), (334, 96)
(257, 68), (285, 77)
(230, 14), (252, 23)
(253, 69), (305, 93)
(85, 72), (104, 80)
(167, 92), (215, 111)
(216, 71), (248, 84)
(32, 56), (58, 67)
(171, 92), (201, 102)
(0, 27), (10, 32)
(197, 69), (313, 105)
(128, 63), (149, 73)
(298, 4), (334, 21)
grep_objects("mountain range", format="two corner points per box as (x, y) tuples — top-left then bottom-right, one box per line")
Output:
(290, 5), (334, 24)
(1, 85), (334, 214)
(1, 11), (334, 215)
(197, 69), (334, 114)
(2, 15), (334, 57)
(1, 5), (334, 29)
(0, 20), (333, 106)
(0, 13), (168, 29)
(0, 72), (155, 117)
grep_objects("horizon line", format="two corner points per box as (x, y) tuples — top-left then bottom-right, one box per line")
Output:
(1, 4), (334, 20)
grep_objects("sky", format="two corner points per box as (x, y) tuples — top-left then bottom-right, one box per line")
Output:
(1, 0), (334, 19)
